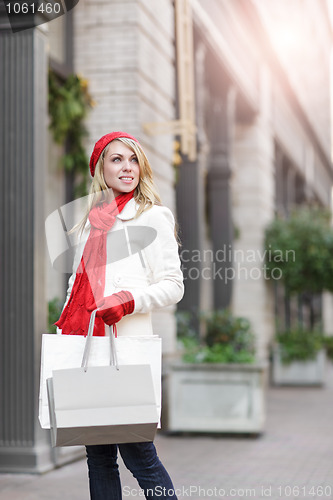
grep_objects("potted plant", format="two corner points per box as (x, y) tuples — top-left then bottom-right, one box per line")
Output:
(264, 206), (333, 385)
(272, 328), (326, 385)
(166, 310), (267, 435)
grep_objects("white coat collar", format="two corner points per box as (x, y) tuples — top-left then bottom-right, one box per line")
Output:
(116, 198), (138, 221)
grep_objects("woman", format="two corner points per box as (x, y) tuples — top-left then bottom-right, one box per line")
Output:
(55, 131), (184, 500)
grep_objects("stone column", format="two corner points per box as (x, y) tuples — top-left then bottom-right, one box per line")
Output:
(0, 19), (53, 471)
(323, 292), (333, 336)
(207, 87), (235, 310)
(275, 147), (285, 215)
(231, 66), (275, 361)
(176, 157), (203, 319)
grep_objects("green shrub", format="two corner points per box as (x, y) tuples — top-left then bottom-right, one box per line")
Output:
(178, 309), (256, 364)
(48, 297), (63, 334)
(265, 206), (333, 294)
(276, 328), (324, 364)
(176, 310), (197, 339)
(205, 309), (254, 350)
(181, 339), (255, 364)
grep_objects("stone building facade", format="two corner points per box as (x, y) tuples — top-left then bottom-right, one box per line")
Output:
(0, 0), (332, 472)
(178, 0), (333, 359)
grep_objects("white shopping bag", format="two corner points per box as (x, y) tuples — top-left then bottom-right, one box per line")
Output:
(39, 316), (162, 430)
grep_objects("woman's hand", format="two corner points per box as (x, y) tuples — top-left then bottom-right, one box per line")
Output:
(95, 290), (135, 325)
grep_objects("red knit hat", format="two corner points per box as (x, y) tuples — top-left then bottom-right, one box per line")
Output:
(89, 131), (140, 177)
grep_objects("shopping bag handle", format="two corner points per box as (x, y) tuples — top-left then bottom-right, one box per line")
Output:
(81, 310), (119, 372)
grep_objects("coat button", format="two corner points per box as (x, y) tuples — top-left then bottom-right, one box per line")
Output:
(114, 274), (123, 285)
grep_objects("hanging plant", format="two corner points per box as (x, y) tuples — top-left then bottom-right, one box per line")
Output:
(264, 205), (333, 294)
(48, 69), (95, 197)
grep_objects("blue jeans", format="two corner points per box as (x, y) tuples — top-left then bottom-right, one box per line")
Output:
(86, 442), (178, 500)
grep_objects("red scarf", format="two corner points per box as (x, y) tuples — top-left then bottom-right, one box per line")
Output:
(55, 191), (134, 336)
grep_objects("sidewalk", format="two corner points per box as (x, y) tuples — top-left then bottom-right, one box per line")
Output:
(1, 364), (333, 500)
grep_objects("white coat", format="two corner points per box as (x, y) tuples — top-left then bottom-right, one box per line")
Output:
(58, 198), (184, 337)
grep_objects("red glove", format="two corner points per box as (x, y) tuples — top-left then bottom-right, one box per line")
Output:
(95, 290), (135, 326)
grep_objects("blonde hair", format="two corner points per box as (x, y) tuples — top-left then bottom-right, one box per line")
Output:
(74, 138), (162, 234)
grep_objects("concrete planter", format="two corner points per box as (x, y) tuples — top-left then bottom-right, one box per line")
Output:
(167, 362), (267, 434)
(272, 347), (326, 386)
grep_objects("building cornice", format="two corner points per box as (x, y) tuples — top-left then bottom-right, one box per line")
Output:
(191, 0), (333, 180)
(242, 0), (333, 180)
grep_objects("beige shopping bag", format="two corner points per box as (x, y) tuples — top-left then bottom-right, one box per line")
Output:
(47, 363), (158, 447)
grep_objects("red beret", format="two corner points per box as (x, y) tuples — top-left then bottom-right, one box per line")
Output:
(89, 131), (140, 177)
